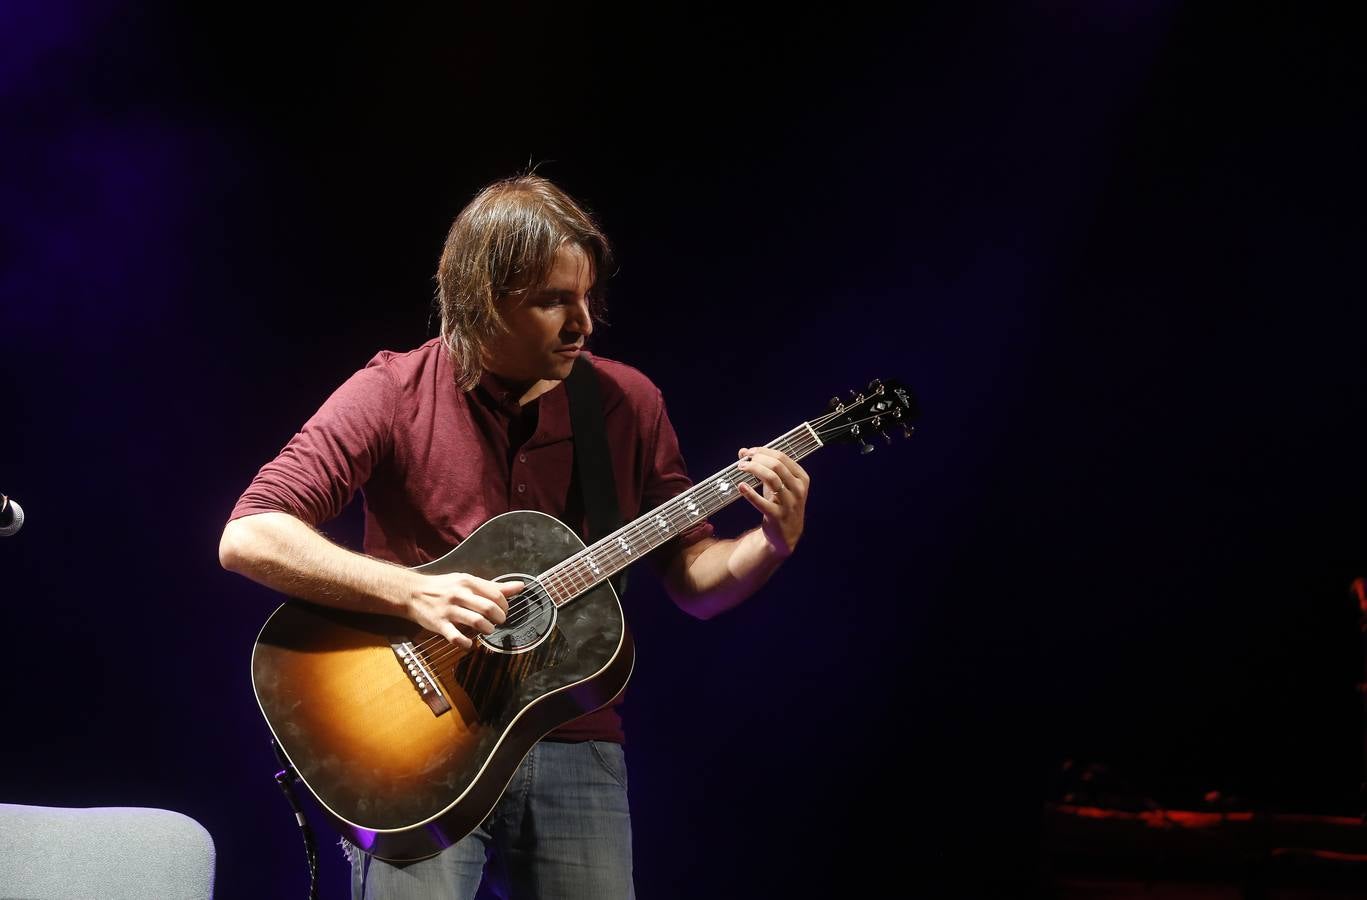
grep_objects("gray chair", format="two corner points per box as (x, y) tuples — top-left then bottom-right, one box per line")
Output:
(0, 803), (215, 899)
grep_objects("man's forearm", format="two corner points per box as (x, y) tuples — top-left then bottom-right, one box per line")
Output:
(667, 528), (787, 620)
(219, 511), (417, 616)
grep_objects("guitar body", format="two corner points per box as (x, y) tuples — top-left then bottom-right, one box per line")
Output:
(251, 510), (633, 861)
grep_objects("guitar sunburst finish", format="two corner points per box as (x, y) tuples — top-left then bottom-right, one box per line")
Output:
(253, 511), (633, 861)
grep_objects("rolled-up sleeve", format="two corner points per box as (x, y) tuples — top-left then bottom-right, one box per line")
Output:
(229, 363), (397, 526)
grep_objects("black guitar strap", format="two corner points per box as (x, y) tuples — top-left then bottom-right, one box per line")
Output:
(564, 356), (628, 596)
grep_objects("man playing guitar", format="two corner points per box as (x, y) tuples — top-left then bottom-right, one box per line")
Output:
(220, 174), (811, 899)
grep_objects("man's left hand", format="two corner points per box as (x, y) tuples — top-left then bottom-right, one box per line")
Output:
(736, 447), (809, 559)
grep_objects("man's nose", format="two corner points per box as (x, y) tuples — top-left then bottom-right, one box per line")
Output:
(568, 298), (593, 337)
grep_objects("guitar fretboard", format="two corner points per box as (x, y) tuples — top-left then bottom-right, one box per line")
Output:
(536, 422), (823, 606)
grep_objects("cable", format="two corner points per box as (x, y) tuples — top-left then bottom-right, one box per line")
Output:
(271, 739), (319, 900)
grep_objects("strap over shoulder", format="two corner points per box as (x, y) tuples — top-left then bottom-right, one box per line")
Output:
(564, 356), (628, 596)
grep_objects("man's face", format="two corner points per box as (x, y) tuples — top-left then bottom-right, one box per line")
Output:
(484, 242), (595, 385)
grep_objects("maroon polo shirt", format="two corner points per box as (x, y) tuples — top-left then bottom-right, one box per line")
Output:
(230, 339), (712, 742)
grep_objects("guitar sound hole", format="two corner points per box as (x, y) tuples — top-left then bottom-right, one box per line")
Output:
(480, 575), (556, 654)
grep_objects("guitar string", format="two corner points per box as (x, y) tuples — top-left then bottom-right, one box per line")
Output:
(413, 438), (812, 671)
(490, 400), (902, 628)
(411, 436), (893, 675)
(423, 433), (806, 643)
(405, 415), (836, 660)
(408, 403), (901, 672)
(408, 402), (895, 668)
(410, 403), (895, 670)
(406, 413), (838, 662)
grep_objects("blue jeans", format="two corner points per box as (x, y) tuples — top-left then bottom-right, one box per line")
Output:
(348, 740), (634, 900)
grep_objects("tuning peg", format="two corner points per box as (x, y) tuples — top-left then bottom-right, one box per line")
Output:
(851, 424), (875, 454)
(828, 396), (842, 411)
(868, 378), (884, 393)
(882, 432), (893, 445)
(902, 424), (916, 439)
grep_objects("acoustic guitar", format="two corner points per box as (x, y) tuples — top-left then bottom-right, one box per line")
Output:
(251, 379), (917, 860)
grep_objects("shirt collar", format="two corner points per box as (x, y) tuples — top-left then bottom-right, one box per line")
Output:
(474, 370), (529, 415)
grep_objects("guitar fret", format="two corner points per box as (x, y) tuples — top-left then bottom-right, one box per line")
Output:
(542, 423), (829, 607)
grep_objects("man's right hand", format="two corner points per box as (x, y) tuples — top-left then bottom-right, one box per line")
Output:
(220, 513), (526, 647)
(405, 573), (523, 648)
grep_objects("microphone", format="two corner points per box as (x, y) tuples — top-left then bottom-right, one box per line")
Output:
(1, 494), (24, 537)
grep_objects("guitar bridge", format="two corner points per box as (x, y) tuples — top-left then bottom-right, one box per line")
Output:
(390, 640), (452, 717)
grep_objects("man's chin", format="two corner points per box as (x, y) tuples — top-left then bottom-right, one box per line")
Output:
(547, 358), (577, 379)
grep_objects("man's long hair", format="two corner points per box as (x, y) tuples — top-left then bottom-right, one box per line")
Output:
(436, 175), (613, 390)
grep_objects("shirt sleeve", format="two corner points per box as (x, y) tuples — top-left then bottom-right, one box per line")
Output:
(642, 388), (714, 554)
(229, 362), (397, 526)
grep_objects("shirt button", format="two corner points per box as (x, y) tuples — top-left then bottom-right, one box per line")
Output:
(519, 454), (528, 463)
(517, 483), (526, 493)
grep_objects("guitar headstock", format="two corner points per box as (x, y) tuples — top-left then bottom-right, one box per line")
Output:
(812, 378), (919, 454)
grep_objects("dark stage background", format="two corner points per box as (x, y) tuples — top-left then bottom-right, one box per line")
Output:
(3, 2), (1365, 896)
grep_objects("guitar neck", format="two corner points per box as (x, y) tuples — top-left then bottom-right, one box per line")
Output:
(538, 421), (825, 606)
